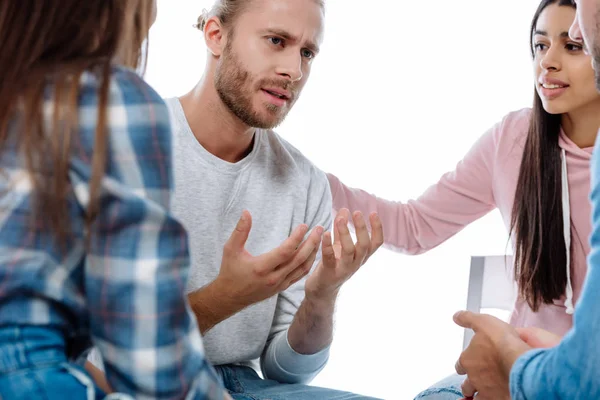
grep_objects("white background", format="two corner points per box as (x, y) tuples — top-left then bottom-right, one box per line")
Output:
(146, 1), (543, 398)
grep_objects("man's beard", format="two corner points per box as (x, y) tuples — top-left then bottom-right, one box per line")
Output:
(214, 41), (294, 129)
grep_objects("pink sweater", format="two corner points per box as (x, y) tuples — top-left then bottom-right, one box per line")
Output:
(328, 108), (593, 336)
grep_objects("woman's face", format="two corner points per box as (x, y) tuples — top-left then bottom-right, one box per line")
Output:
(533, 3), (600, 114)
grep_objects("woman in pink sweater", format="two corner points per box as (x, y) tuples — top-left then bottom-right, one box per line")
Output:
(328, 0), (600, 398)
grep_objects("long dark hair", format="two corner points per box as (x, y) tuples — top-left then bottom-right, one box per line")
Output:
(510, 0), (576, 311)
(0, 0), (153, 247)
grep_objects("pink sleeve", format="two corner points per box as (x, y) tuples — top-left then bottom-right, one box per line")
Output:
(327, 125), (500, 255)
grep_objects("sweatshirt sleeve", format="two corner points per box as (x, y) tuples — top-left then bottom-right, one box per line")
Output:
(327, 123), (501, 255)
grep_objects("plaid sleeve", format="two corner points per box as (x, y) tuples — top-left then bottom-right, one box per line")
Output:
(71, 68), (224, 399)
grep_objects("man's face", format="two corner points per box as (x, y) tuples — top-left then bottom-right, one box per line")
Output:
(214, 0), (324, 129)
(570, 0), (600, 89)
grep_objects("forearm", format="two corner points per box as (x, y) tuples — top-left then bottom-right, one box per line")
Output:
(509, 326), (600, 399)
(188, 279), (247, 334)
(510, 348), (566, 400)
(288, 293), (336, 354)
(261, 294), (334, 384)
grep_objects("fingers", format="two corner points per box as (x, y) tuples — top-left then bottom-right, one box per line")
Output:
(336, 216), (355, 264)
(516, 327), (562, 348)
(334, 208), (350, 246)
(368, 212), (384, 256)
(331, 210), (384, 268)
(454, 311), (515, 340)
(454, 310), (493, 334)
(284, 243), (320, 287)
(286, 266), (311, 287)
(352, 211), (370, 263)
(455, 355), (467, 375)
(261, 223), (310, 267)
(273, 226), (323, 276)
(320, 231), (336, 269)
(225, 210), (253, 252)
(453, 310), (480, 331)
(461, 377), (477, 398)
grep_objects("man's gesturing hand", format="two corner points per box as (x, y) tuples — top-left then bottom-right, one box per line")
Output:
(216, 210), (324, 307)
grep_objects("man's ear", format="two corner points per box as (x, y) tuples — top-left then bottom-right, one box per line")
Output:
(204, 17), (228, 57)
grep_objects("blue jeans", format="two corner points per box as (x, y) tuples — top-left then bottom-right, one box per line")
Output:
(0, 326), (127, 400)
(414, 374), (464, 400)
(216, 365), (381, 400)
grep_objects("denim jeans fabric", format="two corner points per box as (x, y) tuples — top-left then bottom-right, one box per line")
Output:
(215, 364), (382, 400)
(414, 373), (464, 400)
(0, 326), (131, 400)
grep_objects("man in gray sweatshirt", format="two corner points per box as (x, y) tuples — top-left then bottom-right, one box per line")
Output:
(165, 0), (384, 399)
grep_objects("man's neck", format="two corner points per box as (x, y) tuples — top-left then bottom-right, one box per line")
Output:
(179, 78), (256, 163)
(562, 100), (600, 149)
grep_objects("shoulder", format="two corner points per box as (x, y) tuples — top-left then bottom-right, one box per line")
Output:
(74, 66), (171, 151)
(472, 108), (531, 159)
(78, 65), (170, 128)
(72, 67), (173, 195)
(263, 130), (328, 189)
(493, 108), (532, 141)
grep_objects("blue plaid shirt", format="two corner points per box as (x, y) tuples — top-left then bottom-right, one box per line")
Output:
(0, 66), (224, 399)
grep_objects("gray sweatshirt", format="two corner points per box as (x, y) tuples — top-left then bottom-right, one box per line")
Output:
(165, 97), (333, 384)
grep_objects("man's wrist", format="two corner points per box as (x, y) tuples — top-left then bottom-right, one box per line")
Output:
(501, 342), (531, 377)
(207, 277), (249, 313)
(188, 277), (248, 333)
(304, 289), (339, 309)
